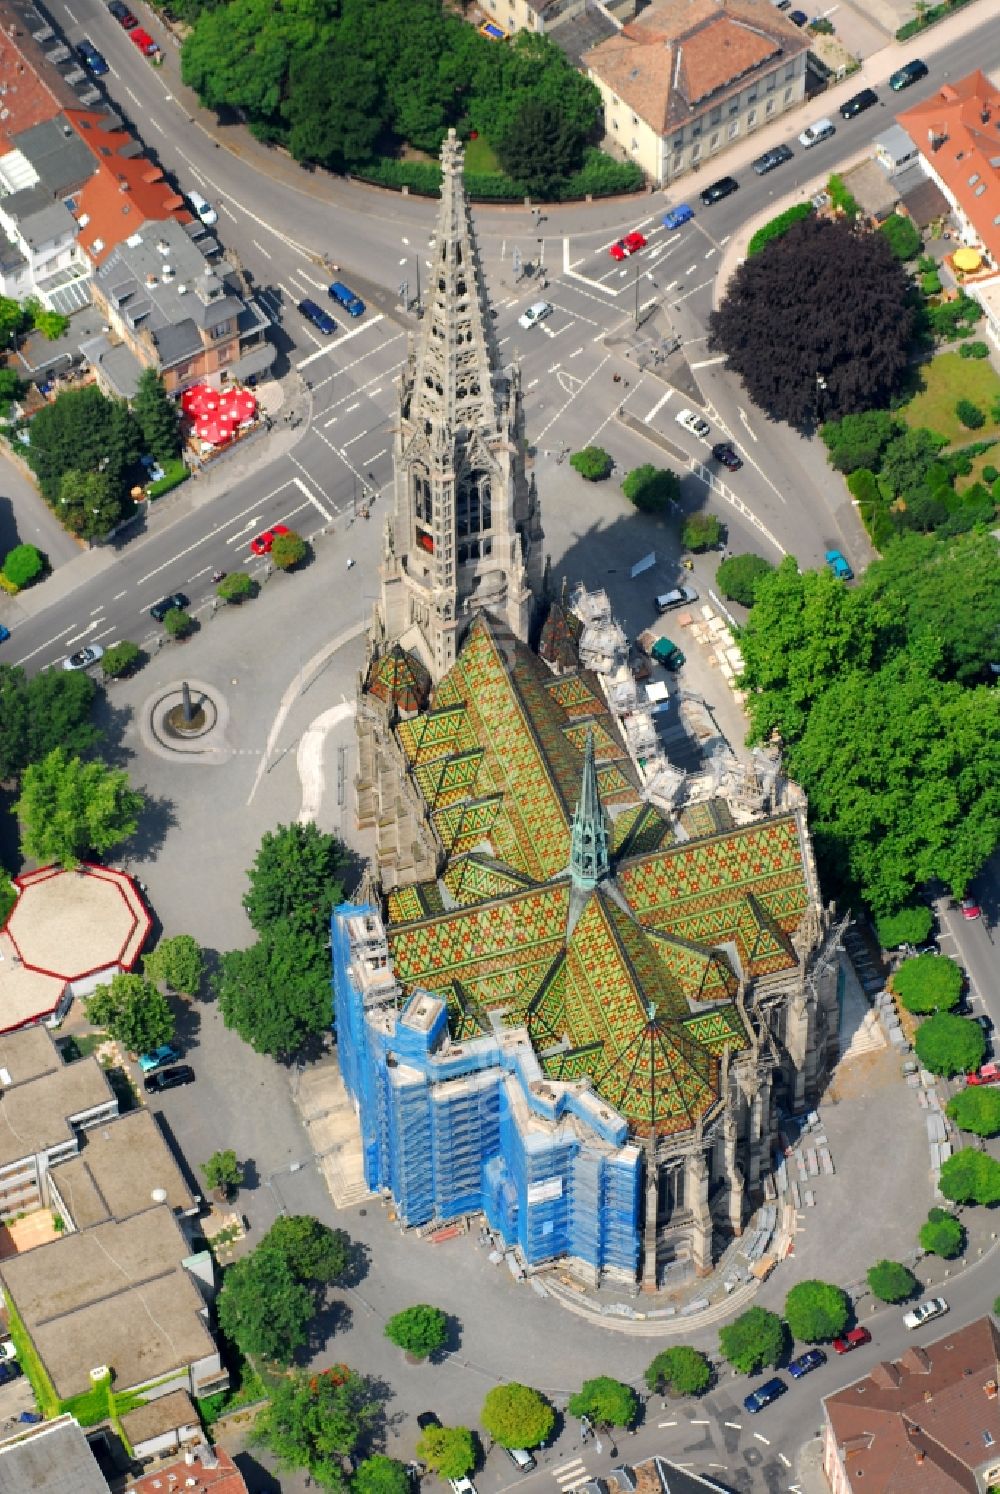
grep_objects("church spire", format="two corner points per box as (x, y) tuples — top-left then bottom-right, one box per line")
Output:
(570, 728), (610, 890)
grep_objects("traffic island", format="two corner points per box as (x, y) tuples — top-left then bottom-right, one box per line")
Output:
(140, 678), (233, 765)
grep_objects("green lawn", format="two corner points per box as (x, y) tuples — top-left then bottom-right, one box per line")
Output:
(464, 135), (500, 174)
(901, 352), (1000, 444)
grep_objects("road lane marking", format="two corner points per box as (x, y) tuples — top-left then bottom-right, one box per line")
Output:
(62, 621), (99, 647)
(690, 1419), (711, 1426)
(136, 482), (298, 585)
(779, 1453), (791, 1467)
(14, 623), (79, 666)
(113, 590), (127, 601)
(220, 203), (237, 220)
(93, 625), (118, 641)
(292, 471), (333, 523)
(296, 313), (385, 369)
(724, 1421), (742, 1430)
(343, 402), (361, 415)
(691, 356), (726, 369)
(753, 1432), (770, 1445)
(645, 390), (674, 422)
(90, 604), (106, 615)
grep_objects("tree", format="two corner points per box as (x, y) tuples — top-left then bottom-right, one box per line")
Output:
(0, 665), (98, 781)
(621, 464), (680, 514)
(244, 821), (345, 944)
(353, 1456), (412, 1494)
(271, 529), (307, 570)
(867, 1260), (917, 1304)
(101, 641), (141, 679)
(252, 1365), (382, 1489)
(709, 216), (915, 425)
(681, 513), (723, 551)
(285, 48), (386, 170)
(416, 1425), (476, 1480)
(144, 934), (204, 995)
(217, 571), (253, 604)
(261, 1215), (351, 1287)
(938, 1148), (1000, 1206)
(893, 954), (963, 1015)
(216, 924), (332, 1059)
(16, 748), (144, 868)
(56, 468), (126, 541)
(2, 544), (43, 589)
(163, 606), (194, 638)
(218, 1245), (315, 1364)
(132, 367), (181, 461)
(0, 294), (27, 347)
(495, 98), (585, 196)
(879, 212), (922, 261)
(784, 1280), (849, 1343)
(821, 410), (900, 475)
(84, 973), (175, 1054)
(718, 1306), (786, 1375)
(919, 1207), (964, 1258)
(27, 385), (140, 505)
(384, 1304), (447, 1360)
(480, 1383), (554, 1449)
(566, 1376), (637, 1428)
(569, 447), (613, 481)
(716, 553), (773, 608)
(875, 905), (933, 950)
(644, 1346), (712, 1397)
(201, 1150), (244, 1199)
(946, 1086), (1000, 1137)
(26, 300), (69, 341)
(914, 1013), (986, 1078)
(955, 398), (985, 430)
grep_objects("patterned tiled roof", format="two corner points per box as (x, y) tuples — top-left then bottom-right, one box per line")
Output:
(538, 600), (582, 671)
(366, 646), (433, 715)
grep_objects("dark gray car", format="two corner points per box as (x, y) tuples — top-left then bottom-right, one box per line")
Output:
(150, 592), (188, 622)
(751, 144), (793, 175)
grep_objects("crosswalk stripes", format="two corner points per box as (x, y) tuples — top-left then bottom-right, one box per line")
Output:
(553, 1458), (591, 1490)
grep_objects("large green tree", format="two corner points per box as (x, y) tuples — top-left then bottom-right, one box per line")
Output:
(57, 468), (126, 540)
(244, 821), (345, 944)
(416, 1425), (476, 1480)
(261, 1215), (351, 1287)
(914, 1012), (986, 1078)
(621, 464), (681, 515)
(16, 748), (144, 868)
(946, 1086), (1000, 1138)
(143, 934), (204, 996)
(252, 1365), (382, 1489)
(644, 1346), (712, 1397)
(919, 1207), (964, 1258)
(892, 954), (963, 1015)
(216, 925), (331, 1059)
(783, 1280), (850, 1343)
(27, 384), (140, 505)
(480, 1383), (554, 1449)
(384, 1304), (448, 1360)
(867, 1260), (917, 1304)
(132, 367), (181, 462)
(496, 99), (584, 196)
(218, 1245), (315, 1364)
(716, 554), (773, 608)
(285, 48), (386, 169)
(821, 409), (900, 474)
(84, 974), (175, 1055)
(566, 1377), (637, 1428)
(0, 664), (99, 782)
(938, 1148), (1000, 1206)
(353, 1456), (412, 1494)
(875, 905), (933, 951)
(718, 1306), (786, 1375)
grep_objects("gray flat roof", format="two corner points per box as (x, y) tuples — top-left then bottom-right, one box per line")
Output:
(0, 1050), (112, 1169)
(119, 1388), (197, 1445)
(51, 1109), (196, 1229)
(10, 116), (96, 196)
(0, 1414), (110, 1494)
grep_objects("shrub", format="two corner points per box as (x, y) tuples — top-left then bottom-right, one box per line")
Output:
(163, 607), (194, 638)
(747, 202), (813, 258)
(919, 1207), (964, 1258)
(892, 953), (963, 1014)
(622, 464), (680, 513)
(2, 543), (43, 589)
(956, 398), (985, 430)
(880, 213), (922, 261)
(569, 446), (613, 481)
(983, 465), (999, 484)
(826, 174), (859, 221)
(270, 529), (307, 570)
(101, 641), (140, 679)
(682, 513), (723, 551)
(218, 571), (253, 604)
(716, 553), (773, 608)
(875, 905), (933, 950)
(867, 1260), (917, 1304)
(958, 341), (990, 359)
(784, 1280), (850, 1343)
(384, 1304), (447, 1360)
(920, 271), (942, 296)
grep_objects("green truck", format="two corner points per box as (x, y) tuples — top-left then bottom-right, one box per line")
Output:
(646, 634), (686, 671)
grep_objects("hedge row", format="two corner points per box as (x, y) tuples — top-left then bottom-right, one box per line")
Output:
(351, 148), (644, 204)
(747, 203), (814, 258)
(896, 0), (976, 41)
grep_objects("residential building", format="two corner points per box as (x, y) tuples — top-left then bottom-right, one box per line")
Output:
(86, 216), (273, 396)
(119, 1390), (201, 1464)
(0, 1413), (112, 1494)
(127, 1444), (248, 1494)
(823, 1316), (1000, 1493)
(66, 109), (190, 268)
(582, 0), (810, 187)
(340, 131), (842, 1290)
(0, 116), (96, 308)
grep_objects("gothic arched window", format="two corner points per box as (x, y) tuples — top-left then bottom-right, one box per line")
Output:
(456, 469), (491, 540)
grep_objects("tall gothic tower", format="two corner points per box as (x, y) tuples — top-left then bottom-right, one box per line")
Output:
(374, 129), (544, 682)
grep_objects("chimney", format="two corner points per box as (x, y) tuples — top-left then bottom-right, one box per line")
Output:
(915, 1450), (926, 1465)
(986, 1380), (998, 1399)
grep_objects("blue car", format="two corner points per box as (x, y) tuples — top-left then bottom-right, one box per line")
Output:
(298, 299), (337, 335)
(0, 624), (10, 644)
(825, 548), (854, 581)
(328, 281), (366, 317)
(77, 39), (110, 75)
(138, 1043), (181, 1075)
(788, 1348), (826, 1379)
(743, 1376), (786, 1414)
(662, 203), (694, 230)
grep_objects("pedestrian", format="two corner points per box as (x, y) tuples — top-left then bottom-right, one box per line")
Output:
(346, 557), (356, 570)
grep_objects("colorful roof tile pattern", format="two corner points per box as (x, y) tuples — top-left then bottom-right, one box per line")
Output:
(538, 600), (583, 671)
(366, 645), (432, 715)
(377, 615), (811, 1139)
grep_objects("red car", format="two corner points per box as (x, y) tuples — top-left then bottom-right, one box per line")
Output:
(130, 26), (158, 55)
(250, 523), (290, 556)
(833, 1327), (872, 1355)
(960, 897), (981, 920)
(966, 1062), (1000, 1087)
(609, 231), (647, 261)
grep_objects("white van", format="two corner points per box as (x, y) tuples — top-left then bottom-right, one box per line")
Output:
(506, 1449), (536, 1473)
(187, 189), (218, 226)
(798, 117), (835, 149)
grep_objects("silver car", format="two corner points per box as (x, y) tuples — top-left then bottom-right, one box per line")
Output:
(62, 644), (105, 671)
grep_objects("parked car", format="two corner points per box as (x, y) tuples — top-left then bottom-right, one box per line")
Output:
(298, 298), (337, 335)
(841, 88), (879, 119)
(449, 1480), (477, 1494)
(138, 1044), (181, 1074)
(329, 281), (365, 317)
(966, 1062), (1000, 1087)
(0, 1341), (16, 1362)
(130, 26), (158, 55)
(518, 300), (553, 330)
(187, 190), (218, 226)
(743, 1377), (786, 1413)
(76, 39), (109, 75)
(251, 523), (290, 556)
(144, 1064), (195, 1094)
(752, 144), (794, 175)
(0, 624), (9, 644)
(655, 585), (698, 613)
(799, 117), (836, 149)
(833, 1326), (871, 1354)
(712, 442), (743, 471)
(108, 0), (138, 26)
(960, 896), (981, 920)
(825, 549), (853, 581)
(676, 407), (711, 439)
(662, 204), (695, 230)
(788, 1349), (827, 1379)
(506, 1449), (536, 1473)
(789, 8), (808, 22)
(651, 636), (685, 671)
(700, 176), (739, 206)
(609, 231), (647, 260)
(0, 1362), (21, 1386)
(63, 644), (104, 671)
(903, 1297), (948, 1331)
(890, 59), (928, 90)
(416, 1413), (440, 1432)
(149, 592), (188, 622)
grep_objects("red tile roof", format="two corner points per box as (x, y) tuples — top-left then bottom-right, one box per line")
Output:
(824, 1316), (1000, 1493)
(898, 70), (1000, 267)
(64, 110), (190, 263)
(127, 1445), (247, 1494)
(0, 16), (77, 153)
